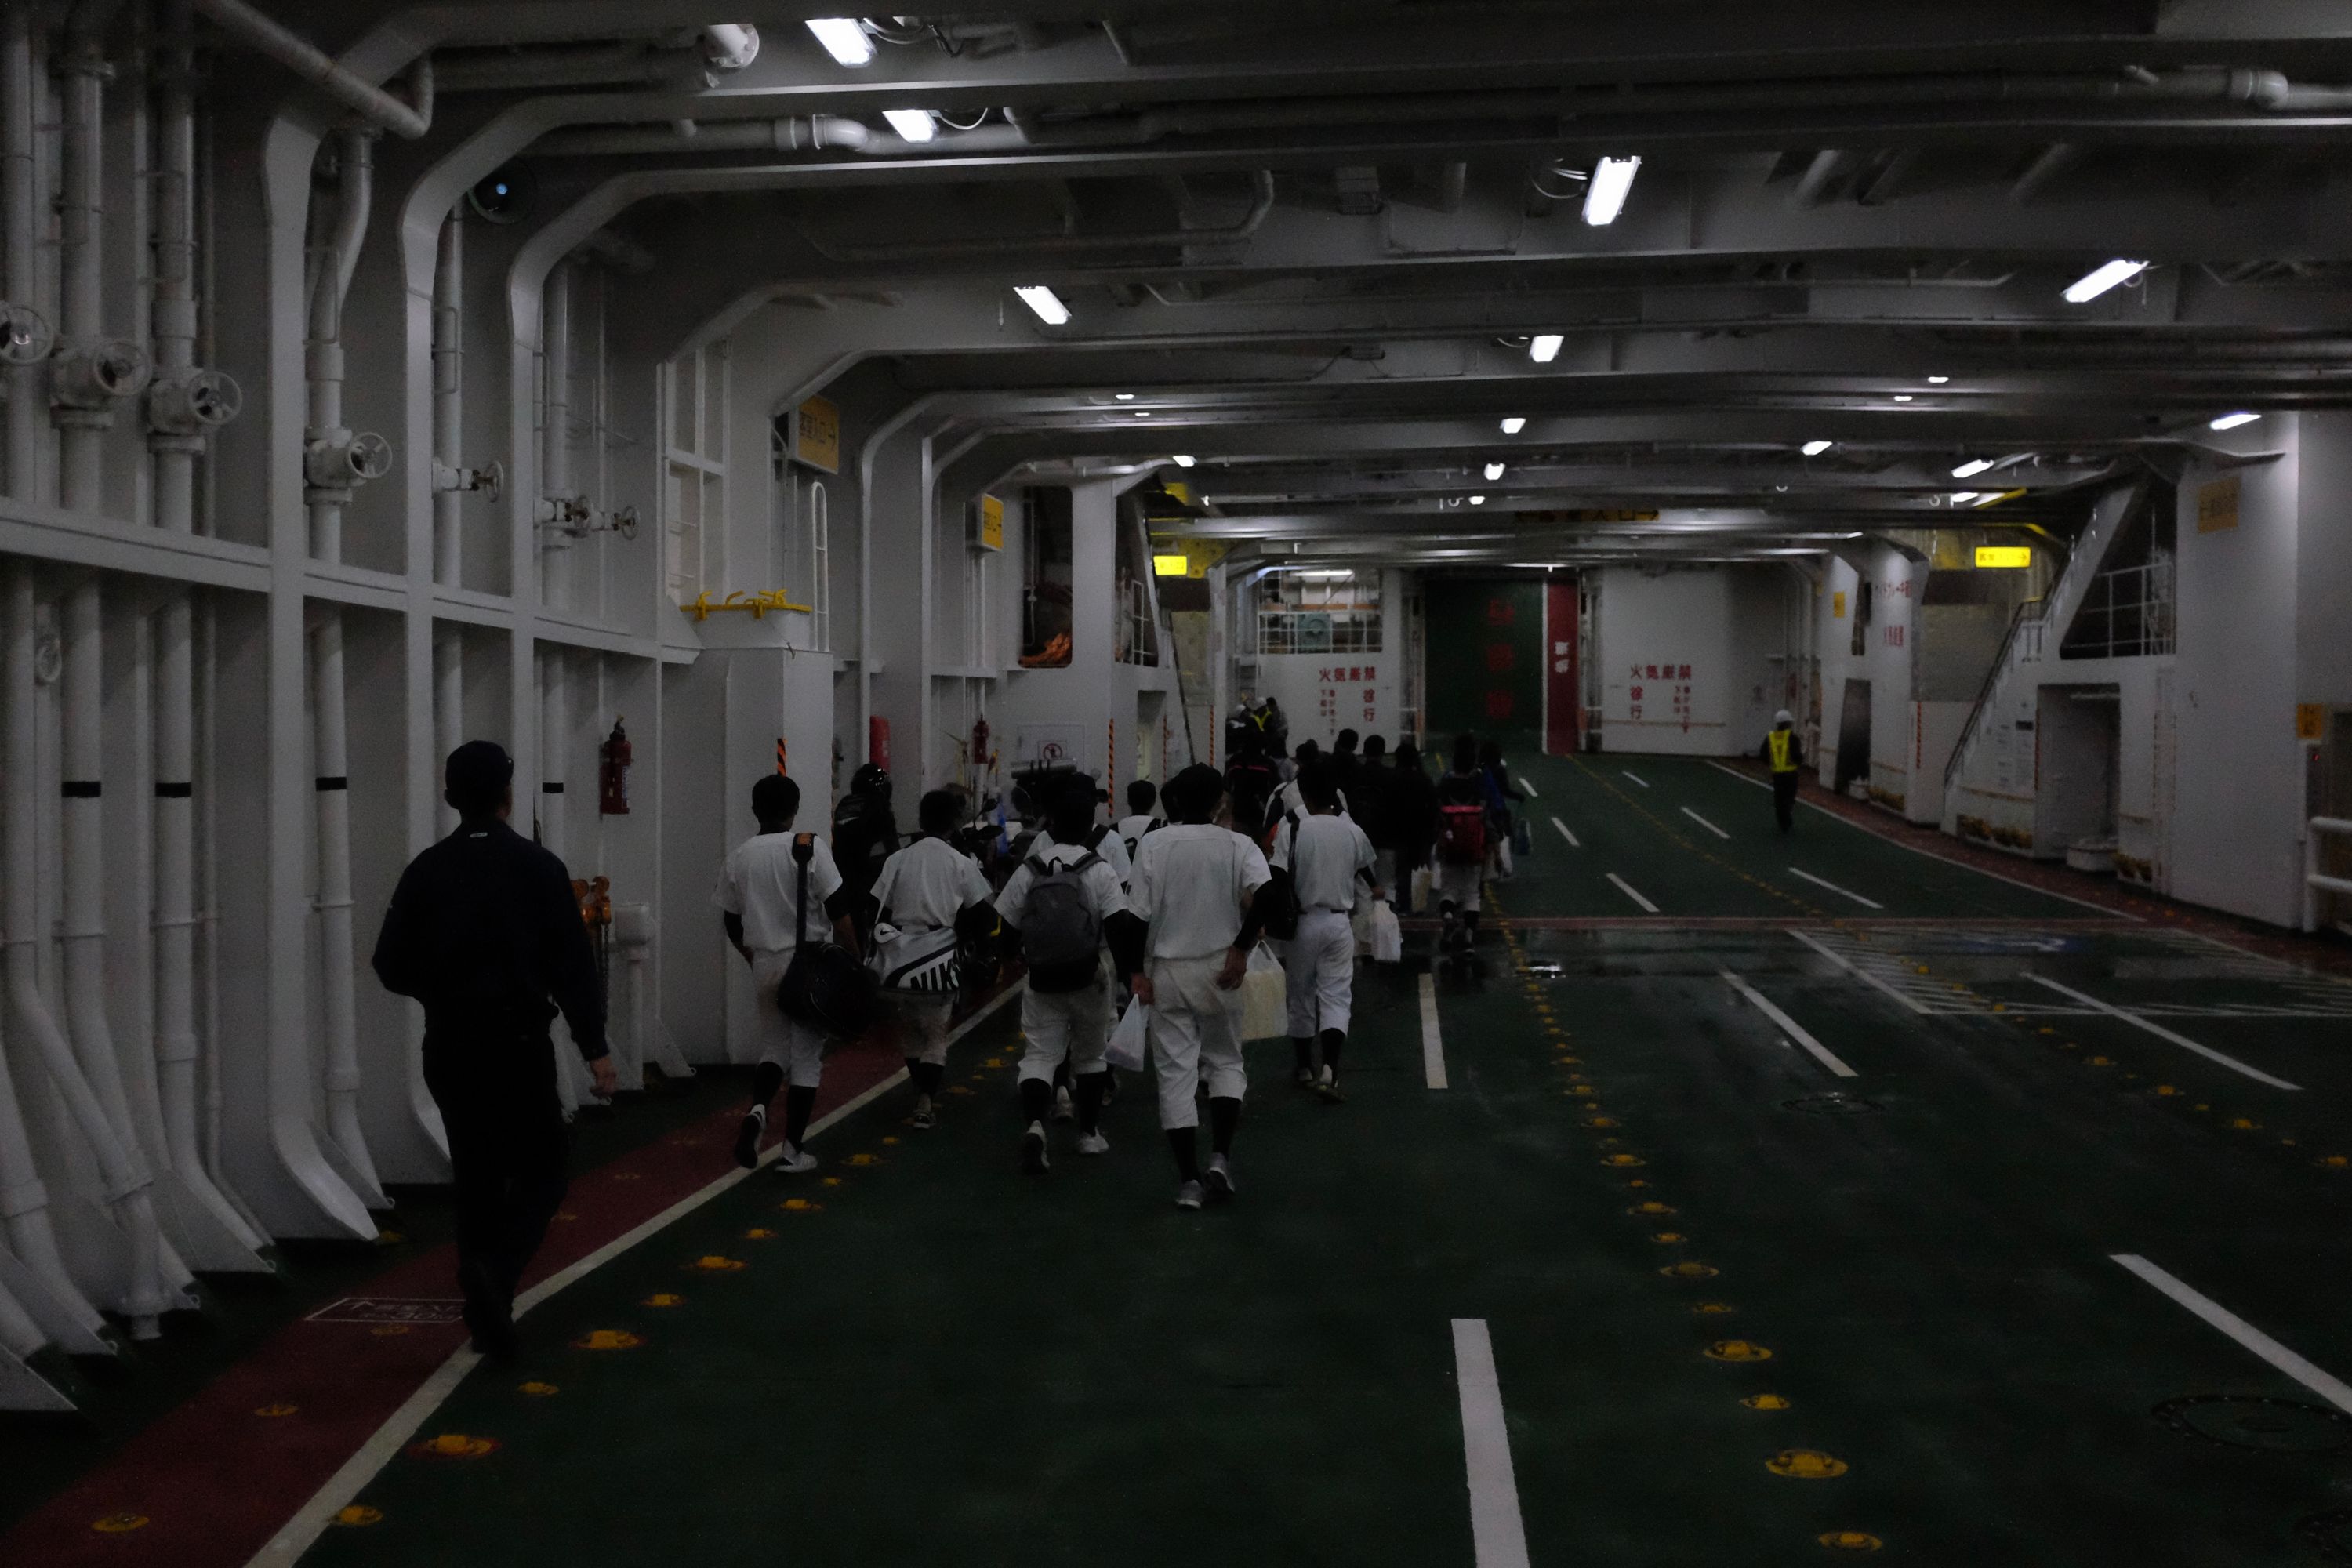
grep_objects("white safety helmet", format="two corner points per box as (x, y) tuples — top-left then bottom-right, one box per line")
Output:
(1773, 709), (1795, 727)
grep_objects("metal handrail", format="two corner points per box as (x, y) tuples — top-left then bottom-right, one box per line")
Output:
(1942, 596), (2045, 793)
(2304, 816), (2352, 932)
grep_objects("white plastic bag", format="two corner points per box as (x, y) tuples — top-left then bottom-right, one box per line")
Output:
(1105, 998), (1149, 1073)
(1410, 866), (1432, 915)
(1240, 942), (1288, 1040)
(1351, 901), (1374, 957)
(1369, 899), (1403, 964)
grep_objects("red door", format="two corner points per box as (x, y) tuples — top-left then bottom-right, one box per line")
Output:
(1544, 577), (1579, 756)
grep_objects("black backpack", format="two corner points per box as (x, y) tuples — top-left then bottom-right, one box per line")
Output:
(1258, 811), (1303, 941)
(775, 836), (875, 1040)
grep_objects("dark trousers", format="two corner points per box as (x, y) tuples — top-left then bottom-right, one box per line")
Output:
(1772, 772), (1798, 831)
(424, 1031), (570, 1324)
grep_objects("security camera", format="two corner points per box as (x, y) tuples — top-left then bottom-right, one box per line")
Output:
(467, 164), (535, 225)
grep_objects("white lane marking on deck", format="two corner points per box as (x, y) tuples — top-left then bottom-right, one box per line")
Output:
(1788, 927), (1933, 1015)
(1721, 972), (1858, 1078)
(1606, 873), (1659, 913)
(1700, 760), (2139, 920)
(1451, 1319), (1535, 1568)
(2025, 975), (2302, 1090)
(1517, 777), (1537, 798)
(1621, 770), (1650, 789)
(1789, 866), (1885, 909)
(1680, 806), (1730, 840)
(1550, 816), (1580, 849)
(2113, 1255), (2352, 1414)
(1421, 972), (1448, 1090)
(246, 987), (1023, 1566)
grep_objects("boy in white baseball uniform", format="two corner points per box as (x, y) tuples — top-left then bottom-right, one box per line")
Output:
(719, 775), (859, 1174)
(996, 780), (1143, 1171)
(1127, 764), (1272, 1210)
(868, 789), (995, 1130)
(1268, 761), (1379, 1102)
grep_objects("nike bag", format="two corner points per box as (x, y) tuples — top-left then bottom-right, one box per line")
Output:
(866, 922), (962, 994)
(1368, 899), (1404, 964)
(1240, 942), (1288, 1040)
(1105, 998), (1149, 1073)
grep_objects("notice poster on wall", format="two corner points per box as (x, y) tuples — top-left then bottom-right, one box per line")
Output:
(1313, 662), (1381, 731)
(1013, 723), (1087, 771)
(1627, 660), (1696, 731)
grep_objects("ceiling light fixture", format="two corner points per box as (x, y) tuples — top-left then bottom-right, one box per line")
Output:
(1013, 285), (1069, 325)
(1928, 375), (1951, 384)
(1171, 454), (1196, 467)
(2063, 259), (2150, 303)
(1529, 333), (1564, 364)
(1470, 495), (1487, 506)
(1484, 462), (1506, 481)
(1501, 416), (1526, 434)
(1133, 410), (1151, 418)
(1892, 394), (1914, 403)
(882, 108), (935, 143)
(1114, 392), (1134, 401)
(2210, 411), (2262, 430)
(1582, 155), (1640, 226)
(804, 18), (875, 66)
(1949, 492), (1980, 505)
(1952, 458), (1994, 479)
(1802, 440), (1833, 456)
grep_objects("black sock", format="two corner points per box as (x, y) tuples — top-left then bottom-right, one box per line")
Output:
(1319, 1028), (1345, 1076)
(1019, 1077), (1052, 1127)
(1293, 1036), (1315, 1072)
(1166, 1126), (1200, 1181)
(749, 1062), (786, 1113)
(1075, 1069), (1107, 1134)
(1209, 1096), (1240, 1156)
(912, 1060), (945, 1098)
(782, 1084), (816, 1150)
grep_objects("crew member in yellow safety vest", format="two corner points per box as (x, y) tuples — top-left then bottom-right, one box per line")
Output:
(1759, 709), (1803, 833)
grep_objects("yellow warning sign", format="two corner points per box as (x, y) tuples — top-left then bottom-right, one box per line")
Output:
(1767, 1449), (1849, 1478)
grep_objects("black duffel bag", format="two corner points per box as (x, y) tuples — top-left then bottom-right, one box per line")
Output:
(776, 835), (876, 1042)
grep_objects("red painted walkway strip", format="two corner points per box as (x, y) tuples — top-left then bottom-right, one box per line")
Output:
(0, 1040), (912, 1568)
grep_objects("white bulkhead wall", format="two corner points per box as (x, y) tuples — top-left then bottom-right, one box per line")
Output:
(1595, 564), (1797, 757)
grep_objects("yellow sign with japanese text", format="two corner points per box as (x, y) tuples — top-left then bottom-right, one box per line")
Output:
(1975, 546), (2033, 568)
(793, 396), (840, 474)
(2296, 704), (2327, 741)
(2197, 475), (2239, 534)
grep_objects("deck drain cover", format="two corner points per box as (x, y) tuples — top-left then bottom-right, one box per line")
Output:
(1780, 1094), (1883, 1116)
(2154, 1396), (2352, 1453)
(2296, 1511), (2352, 1563)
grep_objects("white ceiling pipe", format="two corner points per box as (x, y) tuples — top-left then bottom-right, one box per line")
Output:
(2, 9), (38, 505)
(541, 259), (575, 608)
(434, 43), (706, 94)
(190, 0), (430, 137)
(433, 209), (465, 589)
(528, 115), (875, 157)
(699, 24), (759, 71)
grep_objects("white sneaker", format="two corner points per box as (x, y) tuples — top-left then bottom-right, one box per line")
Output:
(1206, 1154), (1236, 1203)
(1076, 1131), (1110, 1156)
(1021, 1122), (1051, 1174)
(1174, 1179), (1205, 1210)
(773, 1142), (818, 1175)
(1052, 1084), (1076, 1123)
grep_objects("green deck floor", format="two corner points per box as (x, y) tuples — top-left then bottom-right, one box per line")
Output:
(300, 753), (2352, 1567)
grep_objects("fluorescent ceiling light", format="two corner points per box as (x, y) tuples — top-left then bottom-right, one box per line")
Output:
(804, 18), (874, 66)
(1500, 416), (1526, 434)
(1928, 375), (1951, 384)
(1529, 333), (1564, 364)
(882, 108), (935, 143)
(1171, 454), (1196, 467)
(1470, 495), (1487, 506)
(1133, 410), (1151, 418)
(1801, 440), (1833, 456)
(1582, 155), (1640, 226)
(1299, 569), (1353, 579)
(1952, 458), (1994, 479)
(2210, 411), (2261, 430)
(1949, 492), (1980, 505)
(1483, 462), (1505, 481)
(1013, 286), (1069, 325)
(2063, 259), (2149, 303)
(1892, 394), (1914, 403)
(1113, 392), (1134, 401)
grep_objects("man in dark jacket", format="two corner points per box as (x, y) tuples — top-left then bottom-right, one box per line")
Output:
(372, 741), (612, 1361)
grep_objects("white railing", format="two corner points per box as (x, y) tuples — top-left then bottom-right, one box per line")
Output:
(2304, 816), (2352, 931)
(2062, 559), (2174, 659)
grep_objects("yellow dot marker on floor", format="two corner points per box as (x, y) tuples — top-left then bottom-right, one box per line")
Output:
(2088, 1055), (2114, 1066)
(1652, 1232), (1686, 1243)
(1583, 1117), (1617, 1130)
(1625, 1178), (1650, 1189)
(375, 1231), (405, 1246)
(745, 1227), (776, 1240)
(254, 1403), (299, 1417)
(2194, 1102), (2211, 1112)
(611, 1171), (643, 1181)
(1694, 1302), (1736, 1316)
(93, 1512), (150, 1534)
(574, 1330), (643, 1350)
(945, 1086), (976, 1096)
(781, 1198), (823, 1212)
(1603, 1152), (1646, 1167)
(1631, 1201), (1676, 1216)
(1706, 1338), (1773, 1362)
(1742, 1393), (1791, 1410)
(1767, 1449), (1847, 1479)
(821, 1176), (844, 1187)
(1818, 1530), (1882, 1552)
(982, 1057), (1006, 1068)
(2230, 1117), (2261, 1131)
(643, 1293), (684, 1308)
(334, 1506), (384, 1527)
(519, 1381), (560, 1397)
(1570, 1086), (1598, 1098)
(1663, 1261), (1720, 1279)
(846, 1152), (884, 1167)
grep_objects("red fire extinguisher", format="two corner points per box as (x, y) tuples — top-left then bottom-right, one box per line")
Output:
(598, 718), (632, 815)
(971, 715), (990, 772)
